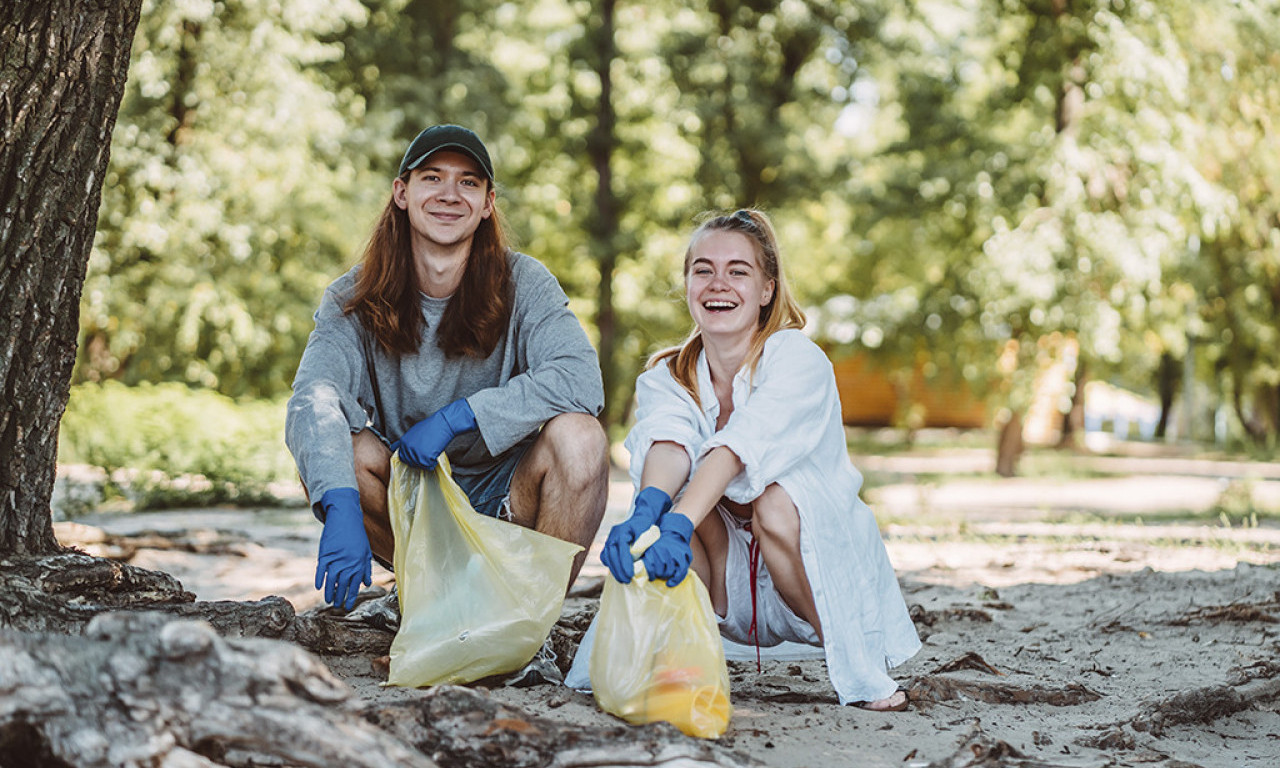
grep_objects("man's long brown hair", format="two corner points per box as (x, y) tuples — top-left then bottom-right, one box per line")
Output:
(344, 176), (513, 358)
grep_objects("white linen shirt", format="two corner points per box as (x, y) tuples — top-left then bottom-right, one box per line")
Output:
(624, 328), (921, 704)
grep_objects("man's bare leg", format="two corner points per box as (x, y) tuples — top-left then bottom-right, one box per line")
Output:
(352, 429), (395, 565)
(507, 413), (610, 587)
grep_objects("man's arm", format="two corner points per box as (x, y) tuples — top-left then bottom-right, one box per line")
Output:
(285, 281), (370, 517)
(465, 255), (604, 455)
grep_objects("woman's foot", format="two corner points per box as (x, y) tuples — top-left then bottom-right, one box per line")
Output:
(855, 689), (908, 712)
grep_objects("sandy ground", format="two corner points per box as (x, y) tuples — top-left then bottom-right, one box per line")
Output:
(61, 451), (1280, 768)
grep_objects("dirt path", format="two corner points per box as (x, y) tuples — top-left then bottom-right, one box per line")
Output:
(61, 458), (1280, 768)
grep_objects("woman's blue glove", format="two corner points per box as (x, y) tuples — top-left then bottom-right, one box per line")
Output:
(394, 398), (478, 470)
(315, 487), (372, 610)
(641, 512), (694, 587)
(600, 487), (672, 584)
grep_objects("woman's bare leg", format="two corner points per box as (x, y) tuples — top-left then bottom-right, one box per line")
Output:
(752, 483), (906, 711)
(691, 503), (732, 617)
(750, 483), (822, 642)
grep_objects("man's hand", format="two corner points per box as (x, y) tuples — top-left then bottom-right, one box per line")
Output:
(600, 487), (672, 583)
(315, 487), (372, 610)
(395, 399), (478, 470)
(641, 512), (694, 587)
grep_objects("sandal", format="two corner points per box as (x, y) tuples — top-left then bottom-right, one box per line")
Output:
(854, 688), (909, 712)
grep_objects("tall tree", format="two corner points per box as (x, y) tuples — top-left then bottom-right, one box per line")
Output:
(77, 0), (371, 397)
(1, 0), (144, 554)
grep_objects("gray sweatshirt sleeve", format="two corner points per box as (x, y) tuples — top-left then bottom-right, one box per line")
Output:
(466, 255), (604, 455)
(284, 276), (371, 511)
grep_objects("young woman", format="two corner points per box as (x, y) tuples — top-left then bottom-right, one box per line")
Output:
(600, 209), (920, 710)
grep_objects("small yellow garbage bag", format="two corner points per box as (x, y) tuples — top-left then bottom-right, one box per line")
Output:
(590, 547), (732, 738)
(385, 453), (582, 687)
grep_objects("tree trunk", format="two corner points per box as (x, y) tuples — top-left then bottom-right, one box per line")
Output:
(584, 0), (621, 430)
(1056, 358), (1086, 450)
(1155, 352), (1179, 439)
(0, 0), (144, 555)
(994, 410), (1024, 478)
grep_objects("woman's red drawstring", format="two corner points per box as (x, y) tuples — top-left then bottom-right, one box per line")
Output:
(744, 521), (762, 673)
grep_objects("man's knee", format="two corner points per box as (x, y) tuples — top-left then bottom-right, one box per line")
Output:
(541, 413), (608, 479)
(352, 429), (391, 485)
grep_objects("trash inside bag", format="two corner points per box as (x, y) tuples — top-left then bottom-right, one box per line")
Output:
(385, 453), (582, 687)
(589, 529), (732, 738)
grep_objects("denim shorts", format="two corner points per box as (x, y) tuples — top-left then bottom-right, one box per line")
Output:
(370, 426), (530, 520)
(452, 442), (531, 520)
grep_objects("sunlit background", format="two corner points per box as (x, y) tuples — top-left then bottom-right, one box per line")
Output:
(56, 0), (1280, 514)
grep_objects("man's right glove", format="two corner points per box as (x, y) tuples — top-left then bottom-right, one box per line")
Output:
(600, 486), (672, 583)
(641, 512), (695, 588)
(394, 398), (478, 470)
(315, 487), (372, 610)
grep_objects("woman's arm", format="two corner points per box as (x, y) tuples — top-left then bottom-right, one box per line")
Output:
(668, 445), (743, 527)
(638, 440), (694, 498)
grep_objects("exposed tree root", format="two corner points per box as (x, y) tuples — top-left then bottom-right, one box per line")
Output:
(361, 686), (761, 768)
(0, 611), (431, 768)
(909, 676), (1101, 707)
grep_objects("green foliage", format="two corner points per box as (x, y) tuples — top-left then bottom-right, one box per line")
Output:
(79, 0), (377, 397)
(77, 0), (1280, 449)
(58, 382), (294, 509)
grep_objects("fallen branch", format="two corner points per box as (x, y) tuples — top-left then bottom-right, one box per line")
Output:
(931, 652), (1005, 676)
(909, 676), (1101, 707)
(1129, 678), (1280, 736)
(923, 722), (1107, 768)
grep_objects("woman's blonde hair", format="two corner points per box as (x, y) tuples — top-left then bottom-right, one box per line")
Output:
(649, 209), (806, 405)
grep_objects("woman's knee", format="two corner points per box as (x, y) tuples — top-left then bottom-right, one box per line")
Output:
(752, 483), (799, 539)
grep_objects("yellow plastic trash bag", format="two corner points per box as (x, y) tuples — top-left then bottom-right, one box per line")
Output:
(385, 453), (582, 687)
(590, 537), (732, 739)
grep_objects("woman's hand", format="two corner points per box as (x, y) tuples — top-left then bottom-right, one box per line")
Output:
(600, 487), (672, 583)
(641, 512), (694, 587)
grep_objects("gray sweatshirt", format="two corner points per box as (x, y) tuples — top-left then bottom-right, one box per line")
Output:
(285, 251), (604, 509)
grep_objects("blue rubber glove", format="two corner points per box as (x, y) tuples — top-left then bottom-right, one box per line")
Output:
(641, 512), (695, 587)
(394, 399), (478, 470)
(600, 487), (673, 584)
(314, 487), (372, 610)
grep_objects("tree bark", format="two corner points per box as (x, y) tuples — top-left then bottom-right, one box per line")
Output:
(0, 611), (434, 768)
(1154, 352), (1178, 439)
(1055, 358), (1086, 450)
(0, 0), (144, 555)
(994, 410), (1024, 478)
(583, 0), (621, 430)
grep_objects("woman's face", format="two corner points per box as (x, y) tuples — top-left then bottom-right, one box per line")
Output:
(686, 230), (775, 345)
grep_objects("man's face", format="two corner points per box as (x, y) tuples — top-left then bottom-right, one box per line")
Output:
(392, 150), (494, 253)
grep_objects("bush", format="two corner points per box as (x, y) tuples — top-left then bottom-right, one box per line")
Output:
(58, 382), (296, 509)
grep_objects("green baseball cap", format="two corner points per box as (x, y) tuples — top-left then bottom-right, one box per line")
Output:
(398, 124), (494, 181)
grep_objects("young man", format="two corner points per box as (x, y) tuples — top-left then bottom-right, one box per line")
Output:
(286, 124), (609, 615)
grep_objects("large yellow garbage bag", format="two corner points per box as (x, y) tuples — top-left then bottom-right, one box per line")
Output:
(589, 541), (732, 738)
(385, 453), (582, 687)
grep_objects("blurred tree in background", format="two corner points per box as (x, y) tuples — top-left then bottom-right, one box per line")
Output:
(79, 0), (373, 397)
(75, 0), (1280, 455)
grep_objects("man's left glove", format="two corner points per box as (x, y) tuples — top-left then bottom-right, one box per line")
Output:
(641, 512), (695, 587)
(394, 398), (478, 470)
(315, 487), (372, 610)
